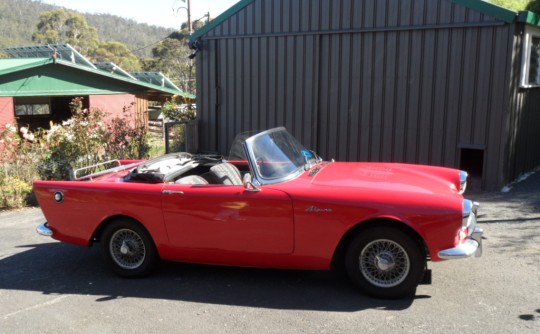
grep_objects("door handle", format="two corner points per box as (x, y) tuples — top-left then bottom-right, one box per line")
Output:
(162, 190), (185, 195)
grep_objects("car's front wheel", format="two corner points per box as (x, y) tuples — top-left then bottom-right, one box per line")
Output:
(345, 226), (426, 299)
(101, 218), (159, 278)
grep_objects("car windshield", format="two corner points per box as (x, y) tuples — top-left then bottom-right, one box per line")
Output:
(245, 127), (320, 181)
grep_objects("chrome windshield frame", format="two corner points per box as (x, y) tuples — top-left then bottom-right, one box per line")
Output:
(243, 127), (307, 185)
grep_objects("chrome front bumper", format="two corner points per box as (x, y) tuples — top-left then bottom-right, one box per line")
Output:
(36, 222), (53, 237)
(438, 200), (483, 260)
(438, 227), (483, 259)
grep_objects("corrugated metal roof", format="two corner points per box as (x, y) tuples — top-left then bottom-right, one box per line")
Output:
(0, 58), (51, 75)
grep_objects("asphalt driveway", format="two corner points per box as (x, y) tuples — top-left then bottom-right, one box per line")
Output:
(1, 174), (539, 333)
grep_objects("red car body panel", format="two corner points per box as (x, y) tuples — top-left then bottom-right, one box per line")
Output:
(34, 159), (466, 270)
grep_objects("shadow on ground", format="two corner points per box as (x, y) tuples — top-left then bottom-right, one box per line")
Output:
(0, 241), (420, 311)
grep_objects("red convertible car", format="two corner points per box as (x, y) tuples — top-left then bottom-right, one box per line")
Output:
(34, 127), (482, 299)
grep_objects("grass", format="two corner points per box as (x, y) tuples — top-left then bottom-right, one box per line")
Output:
(147, 132), (166, 158)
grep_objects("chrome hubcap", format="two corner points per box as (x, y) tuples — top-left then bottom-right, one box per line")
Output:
(120, 240), (131, 255)
(360, 239), (410, 288)
(110, 229), (146, 269)
(375, 252), (395, 271)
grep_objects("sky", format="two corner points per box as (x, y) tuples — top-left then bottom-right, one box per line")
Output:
(39, 0), (241, 29)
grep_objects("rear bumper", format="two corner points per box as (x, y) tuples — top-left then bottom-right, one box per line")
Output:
(438, 227), (483, 259)
(36, 222), (53, 237)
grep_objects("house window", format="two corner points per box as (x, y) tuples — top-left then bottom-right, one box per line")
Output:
(14, 97), (51, 116)
(521, 27), (540, 87)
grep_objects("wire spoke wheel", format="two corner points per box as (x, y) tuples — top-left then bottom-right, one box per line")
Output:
(359, 239), (410, 288)
(109, 229), (146, 269)
(345, 227), (425, 299)
(101, 218), (158, 278)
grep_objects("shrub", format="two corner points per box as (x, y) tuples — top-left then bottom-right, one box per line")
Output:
(161, 98), (196, 121)
(0, 172), (33, 209)
(40, 97), (107, 180)
(0, 97), (150, 209)
(103, 103), (150, 160)
(40, 98), (149, 180)
(0, 124), (42, 209)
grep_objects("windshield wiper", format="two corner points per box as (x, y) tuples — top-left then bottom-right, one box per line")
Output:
(304, 150), (325, 171)
(310, 150), (323, 164)
(304, 155), (312, 171)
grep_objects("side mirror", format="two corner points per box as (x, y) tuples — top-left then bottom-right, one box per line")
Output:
(243, 173), (261, 192)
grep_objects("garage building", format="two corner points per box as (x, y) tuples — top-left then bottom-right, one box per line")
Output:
(189, 0), (540, 190)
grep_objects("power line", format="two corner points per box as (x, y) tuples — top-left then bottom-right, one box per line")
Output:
(130, 35), (171, 54)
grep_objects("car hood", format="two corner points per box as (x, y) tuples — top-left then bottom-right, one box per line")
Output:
(311, 162), (462, 195)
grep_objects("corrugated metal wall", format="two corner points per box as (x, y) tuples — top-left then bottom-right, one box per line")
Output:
(196, 0), (517, 190)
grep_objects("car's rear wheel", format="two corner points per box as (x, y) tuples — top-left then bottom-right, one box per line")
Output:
(345, 227), (426, 299)
(101, 218), (159, 278)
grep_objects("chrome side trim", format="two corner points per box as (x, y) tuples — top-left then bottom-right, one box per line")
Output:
(36, 222), (53, 237)
(162, 190), (185, 195)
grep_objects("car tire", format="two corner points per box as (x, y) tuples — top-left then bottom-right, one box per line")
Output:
(345, 226), (426, 299)
(101, 218), (159, 278)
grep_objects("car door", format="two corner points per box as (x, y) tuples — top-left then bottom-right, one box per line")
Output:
(161, 183), (294, 254)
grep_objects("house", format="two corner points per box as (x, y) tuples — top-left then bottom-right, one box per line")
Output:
(188, 0), (540, 191)
(0, 44), (191, 131)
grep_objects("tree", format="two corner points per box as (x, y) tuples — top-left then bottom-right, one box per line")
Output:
(141, 20), (207, 94)
(526, 0), (540, 13)
(487, 0), (531, 11)
(89, 41), (142, 71)
(32, 9), (99, 54)
(146, 37), (195, 94)
(32, 9), (141, 71)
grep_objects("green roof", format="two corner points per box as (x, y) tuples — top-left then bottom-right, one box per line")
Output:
(450, 0), (518, 23)
(451, 0), (540, 27)
(517, 10), (540, 26)
(190, 0), (255, 42)
(189, 0), (540, 43)
(0, 57), (194, 99)
(0, 58), (52, 75)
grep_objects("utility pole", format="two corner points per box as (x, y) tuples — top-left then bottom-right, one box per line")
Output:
(187, 0), (192, 35)
(176, 0), (192, 34)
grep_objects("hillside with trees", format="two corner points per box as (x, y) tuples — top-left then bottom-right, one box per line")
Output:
(0, 0), (200, 93)
(488, 0), (540, 12)
(0, 0), (175, 58)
